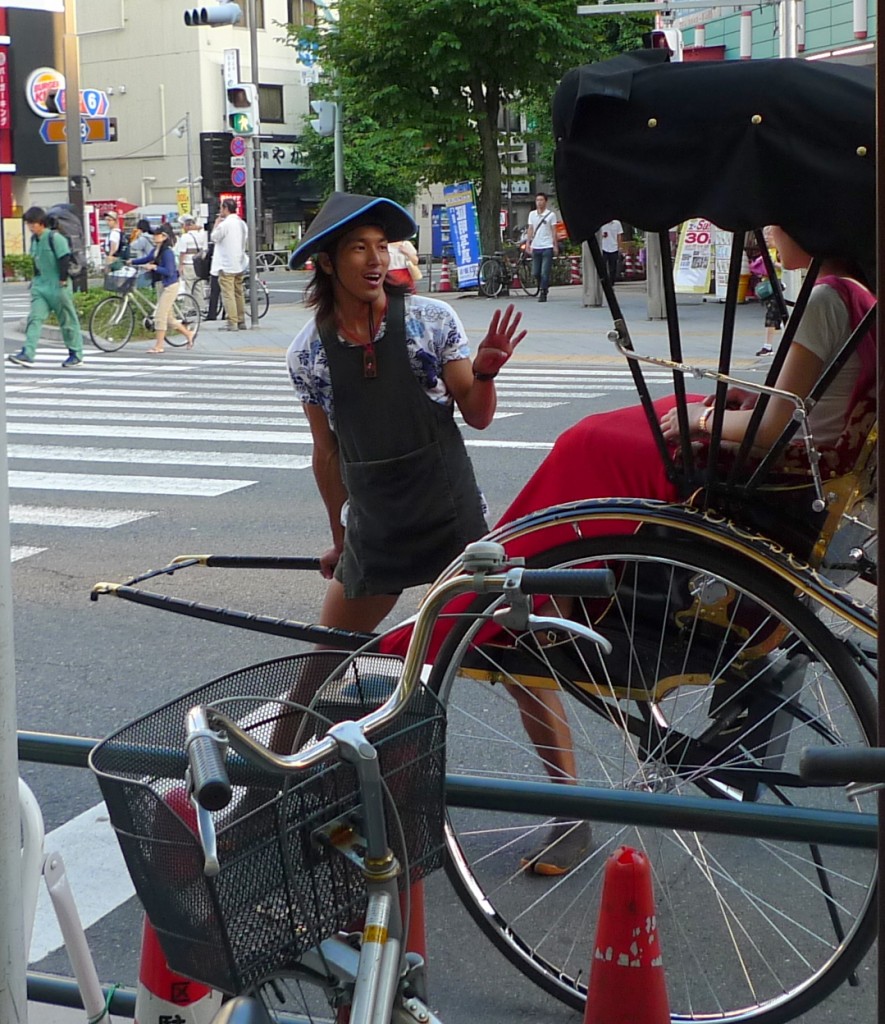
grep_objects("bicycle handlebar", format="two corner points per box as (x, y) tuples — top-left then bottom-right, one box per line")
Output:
(799, 747), (885, 785)
(185, 546), (615, 809)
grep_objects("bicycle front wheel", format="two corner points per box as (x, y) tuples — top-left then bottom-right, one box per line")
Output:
(429, 531), (877, 1024)
(89, 296), (135, 352)
(516, 256), (539, 296)
(245, 279), (270, 319)
(190, 278), (210, 318)
(478, 258), (505, 298)
(166, 292), (201, 346)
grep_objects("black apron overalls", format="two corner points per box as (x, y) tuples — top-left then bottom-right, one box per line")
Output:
(319, 293), (487, 598)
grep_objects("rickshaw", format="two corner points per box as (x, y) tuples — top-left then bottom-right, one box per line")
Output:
(93, 51), (877, 1024)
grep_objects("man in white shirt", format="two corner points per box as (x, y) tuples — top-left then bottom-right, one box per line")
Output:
(526, 192), (559, 303)
(600, 220), (623, 285)
(103, 211), (123, 270)
(210, 198), (248, 330)
(175, 215), (202, 290)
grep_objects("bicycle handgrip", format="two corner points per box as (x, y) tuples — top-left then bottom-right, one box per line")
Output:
(516, 568), (616, 597)
(799, 747), (885, 785)
(186, 706), (232, 811)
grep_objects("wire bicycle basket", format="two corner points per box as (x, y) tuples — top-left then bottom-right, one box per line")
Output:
(90, 651), (446, 994)
(103, 267), (138, 294)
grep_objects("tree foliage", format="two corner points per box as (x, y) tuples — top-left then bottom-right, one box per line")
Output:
(288, 0), (650, 252)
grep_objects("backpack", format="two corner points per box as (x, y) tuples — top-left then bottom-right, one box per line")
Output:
(45, 203), (85, 279)
(116, 231), (131, 262)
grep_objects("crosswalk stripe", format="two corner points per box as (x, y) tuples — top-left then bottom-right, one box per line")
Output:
(29, 804), (134, 964)
(11, 545), (47, 562)
(9, 396), (565, 414)
(7, 408), (303, 427)
(9, 470), (256, 496)
(10, 505), (157, 528)
(9, 445), (312, 470)
(7, 422), (306, 444)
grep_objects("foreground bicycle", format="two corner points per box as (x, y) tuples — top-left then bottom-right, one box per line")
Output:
(91, 545), (614, 1024)
(478, 245), (539, 298)
(89, 268), (201, 352)
(89, 52), (877, 1024)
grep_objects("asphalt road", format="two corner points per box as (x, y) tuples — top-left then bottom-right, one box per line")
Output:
(4, 277), (876, 1023)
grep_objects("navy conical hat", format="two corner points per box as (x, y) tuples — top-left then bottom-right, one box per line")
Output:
(289, 192), (416, 270)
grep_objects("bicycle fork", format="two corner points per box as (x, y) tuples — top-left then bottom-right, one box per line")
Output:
(321, 721), (440, 1024)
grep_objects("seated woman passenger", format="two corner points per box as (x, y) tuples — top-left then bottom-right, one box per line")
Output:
(501, 226), (874, 559)
(505, 225), (875, 876)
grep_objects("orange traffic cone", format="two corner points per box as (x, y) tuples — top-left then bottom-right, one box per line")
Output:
(570, 255), (582, 285)
(436, 257), (453, 293)
(135, 916), (221, 1023)
(583, 846), (670, 1024)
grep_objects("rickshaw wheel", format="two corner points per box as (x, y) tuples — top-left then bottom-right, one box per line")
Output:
(429, 530), (877, 1024)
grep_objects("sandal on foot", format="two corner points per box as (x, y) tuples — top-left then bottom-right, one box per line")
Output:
(521, 819), (592, 876)
(146, 348), (164, 354)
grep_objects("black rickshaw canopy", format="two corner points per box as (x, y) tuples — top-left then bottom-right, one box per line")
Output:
(553, 49), (876, 270)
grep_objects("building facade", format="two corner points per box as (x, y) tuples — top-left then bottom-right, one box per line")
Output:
(3, 0), (318, 256)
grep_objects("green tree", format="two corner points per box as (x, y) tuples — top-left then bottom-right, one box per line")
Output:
(289, 0), (650, 252)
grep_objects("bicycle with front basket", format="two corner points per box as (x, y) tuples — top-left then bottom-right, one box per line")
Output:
(89, 268), (202, 352)
(90, 546), (614, 1024)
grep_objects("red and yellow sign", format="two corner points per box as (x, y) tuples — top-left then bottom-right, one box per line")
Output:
(25, 66), (64, 117)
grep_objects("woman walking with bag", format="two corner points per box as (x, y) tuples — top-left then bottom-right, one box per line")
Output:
(130, 224), (195, 354)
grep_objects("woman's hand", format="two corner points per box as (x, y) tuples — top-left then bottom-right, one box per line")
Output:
(660, 400), (713, 442)
(472, 304), (526, 378)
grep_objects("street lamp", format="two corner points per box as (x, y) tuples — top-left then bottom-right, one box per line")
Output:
(172, 112), (196, 213)
(314, 0), (344, 191)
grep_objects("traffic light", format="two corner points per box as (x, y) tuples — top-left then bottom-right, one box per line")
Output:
(184, 3), (242, 26)
(643, 28), (683, 61)
(310, 100), (336, 138)
(226, 83), (260, 136)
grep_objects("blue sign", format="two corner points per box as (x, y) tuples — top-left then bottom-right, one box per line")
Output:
(443, 182), (480, 289)
(53, 87), (110, 117)
(296, 39), (319, 67)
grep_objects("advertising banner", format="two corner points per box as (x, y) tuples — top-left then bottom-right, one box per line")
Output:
(673, 218), (714, 294)
(443, 182), (480, 289)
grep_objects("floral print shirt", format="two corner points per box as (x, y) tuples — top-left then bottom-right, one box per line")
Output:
(286, 294), (471, 428)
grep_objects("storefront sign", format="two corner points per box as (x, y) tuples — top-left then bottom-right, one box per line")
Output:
(443, 182), (480, 289)
(24, 66), (64, 117)
(0, 50), (9, 130)
(259, 142), (305, 170)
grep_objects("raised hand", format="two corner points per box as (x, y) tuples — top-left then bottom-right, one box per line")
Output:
(472, 304), (526, 378)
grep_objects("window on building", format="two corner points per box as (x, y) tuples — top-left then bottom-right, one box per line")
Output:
(259, 85), (285, 124)
(287, 0), (317, 26)
(233, 0), (265, 29)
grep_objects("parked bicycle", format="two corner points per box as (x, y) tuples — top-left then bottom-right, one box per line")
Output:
(478, 245), (539, 298)
(190, 274), (270, 320)
(89, 268), (201, 353)
(90, 545), (615, 1024)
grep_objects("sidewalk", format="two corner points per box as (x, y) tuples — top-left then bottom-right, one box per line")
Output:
(5, 280), (769, 367)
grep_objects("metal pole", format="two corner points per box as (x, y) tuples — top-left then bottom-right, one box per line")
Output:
(245, 0), (259, 324)
(0, 166), (25, 1024)
(333, 96), (344, 192)
(63, 0), (86, 292)
(185, 112), (195, 215)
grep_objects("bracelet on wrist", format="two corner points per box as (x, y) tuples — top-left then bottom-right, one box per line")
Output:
(473, 369), (497, 381)
(698, 405), (714, 434)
